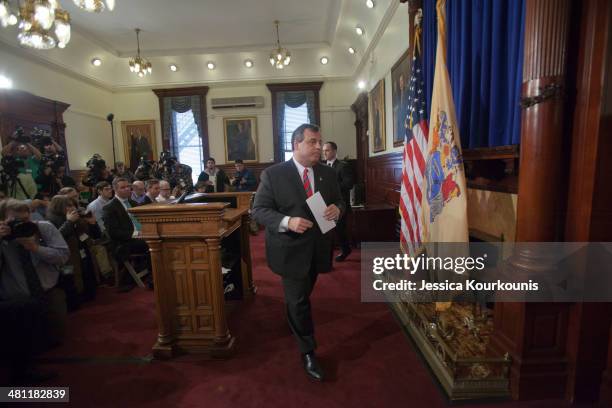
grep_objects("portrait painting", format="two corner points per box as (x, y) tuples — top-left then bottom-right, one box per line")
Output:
(369, 78), (386, 153)
(391, 49), (412, 147)
(121, 120), (157, 171)
(224, 117), (258, 163)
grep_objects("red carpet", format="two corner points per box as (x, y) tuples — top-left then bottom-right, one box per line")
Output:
(36, 234), (572, 407)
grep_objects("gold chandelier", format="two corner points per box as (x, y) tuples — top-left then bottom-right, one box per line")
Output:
(269, 20), (291, 69)
(72, 0), (114, 13)
(0, 0), (115, 50)
(128, 28), (152, 78)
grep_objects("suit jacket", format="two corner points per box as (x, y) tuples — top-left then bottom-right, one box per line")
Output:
(142, 195), (155, 205)
(197, 168), (228, 192)
(252, 160), (345, 279)
(102, 197), (138, 243)
(329, 160), (354, 213)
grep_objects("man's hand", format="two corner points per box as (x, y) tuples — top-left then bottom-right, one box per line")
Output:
(288, 217), (313, 234)
(0, 222), (11, 239)
(66, 210), (80, 223)
(16, 236), (39, 252)
(324, 204), (341, 221)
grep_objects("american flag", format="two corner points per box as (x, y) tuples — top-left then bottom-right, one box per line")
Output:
(400, 40), (428, 255)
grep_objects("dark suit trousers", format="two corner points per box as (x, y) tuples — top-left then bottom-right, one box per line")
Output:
(281, 261), (318, 354)
(336, 212), (351, 254)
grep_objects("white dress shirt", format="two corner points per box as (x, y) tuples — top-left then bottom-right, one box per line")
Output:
(279, 157), (315, 232)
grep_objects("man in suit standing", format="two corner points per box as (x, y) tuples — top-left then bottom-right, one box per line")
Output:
(322, 142), (354, 261)
(252, 124), (344, 381)
(102, 177), (149, 292)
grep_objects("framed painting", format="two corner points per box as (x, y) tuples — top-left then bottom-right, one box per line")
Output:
(391, 49), (412, 147)
(223, 116), (258, 163)
(369, 78), (386, 153)
(121, 120), (157, 171)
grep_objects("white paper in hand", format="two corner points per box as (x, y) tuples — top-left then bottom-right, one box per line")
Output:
(306, 191), (336, 234)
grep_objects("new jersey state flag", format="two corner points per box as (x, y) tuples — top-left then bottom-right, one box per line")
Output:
(421, 0), (469, 244)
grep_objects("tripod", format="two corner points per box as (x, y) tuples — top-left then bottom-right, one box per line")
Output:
(6, 174), (31, 200)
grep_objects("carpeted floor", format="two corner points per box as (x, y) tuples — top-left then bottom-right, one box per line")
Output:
(35, 234), (573, 407)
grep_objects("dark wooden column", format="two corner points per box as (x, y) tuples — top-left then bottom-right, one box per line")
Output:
(488, 0), (572, 400)
(563, 0), (612, 404)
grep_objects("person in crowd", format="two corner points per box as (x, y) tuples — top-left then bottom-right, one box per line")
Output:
(156, 180), (176, 202)
(57, 187), (78, 202)
(131, 180), (146, 204)
(112, 161), (134, 183)
(47, 195), (101, 306)
(322, 142), (354, 261)
(86, 181), (113, 232)
(28, 194), (50, 221)
(0, 199), (70, 384)
(252, 124), (344, 382)
(102, 177), (150, 292)
(194, 181), (208, 193)
(142, 179), (161, 205)
(197, 158), (229, 192)
(54, 166), (76, 189)
(230, 159), (257, 192)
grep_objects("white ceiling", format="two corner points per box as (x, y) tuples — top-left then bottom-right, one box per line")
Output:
(0, 0), (403, 90)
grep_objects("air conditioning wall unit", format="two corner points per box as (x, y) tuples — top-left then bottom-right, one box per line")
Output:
(210, 96), (264, 109)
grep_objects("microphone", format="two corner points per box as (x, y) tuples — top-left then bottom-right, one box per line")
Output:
(106, 113), (114, 122)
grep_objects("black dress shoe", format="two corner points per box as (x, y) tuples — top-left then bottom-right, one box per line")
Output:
(302, 352), (324, 381)
(335, 248), (352, 262)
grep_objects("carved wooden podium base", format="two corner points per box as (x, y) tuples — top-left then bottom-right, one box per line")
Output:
(130, 202), (252, 359)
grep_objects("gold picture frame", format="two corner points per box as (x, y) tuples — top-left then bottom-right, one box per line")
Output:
(391, 49), (412, 147)
(223, 116), (258, 163)
(121, 120), (157, 171)
(369, 79), (386, 153)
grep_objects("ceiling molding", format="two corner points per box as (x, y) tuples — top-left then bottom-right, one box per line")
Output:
(352, 0), (401, 80)
(71, 23), (121, 57)
(325, 0), (344, 45)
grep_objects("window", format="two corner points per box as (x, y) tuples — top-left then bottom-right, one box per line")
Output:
(282, 103), (309, 161)
(267, 82), (323, 162)
(173, 109), (202, 184)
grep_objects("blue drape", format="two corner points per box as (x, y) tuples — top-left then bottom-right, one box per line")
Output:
(422, 0), (525, 148)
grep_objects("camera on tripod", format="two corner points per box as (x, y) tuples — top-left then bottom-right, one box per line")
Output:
(83, 154), (107, 187)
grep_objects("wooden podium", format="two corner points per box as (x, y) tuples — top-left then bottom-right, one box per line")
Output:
(129, 202), (254, 359)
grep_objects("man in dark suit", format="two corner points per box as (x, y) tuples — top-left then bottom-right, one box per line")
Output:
(252, 124), (344, 381)
(322, 142), (354, 261)
(141, 178), (160, 205)
(102, 177), (149, 292)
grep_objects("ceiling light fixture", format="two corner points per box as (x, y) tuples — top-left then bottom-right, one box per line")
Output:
(1, 0), (114, 50)
(355, 26), (364, 36)
(348, 47), (356, 54)
(244, 59), (253, 68)
(366, 0), (375, 8)
(320, 56), (328, 65)
(72, 0), (115, 13)
(269, 20), (291, 69)
(169, 64), (178, 72)
(0, 74), (13, 88)
(91, 57), (101, 66)
(128, 28), (152, 77)
(207, 61), (215, 70)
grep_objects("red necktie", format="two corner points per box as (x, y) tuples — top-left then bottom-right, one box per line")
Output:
(302, 168), (313, 198)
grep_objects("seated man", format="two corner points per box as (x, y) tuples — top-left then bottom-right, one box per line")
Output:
(142, 179), (160, 205)
(86, 181), (113, 232)
(131, 180), (146, 204)
(102, 177), (150, 292)
(229, 159), (257, 192)
(156, 180), (175, 202)
(0, 199), (70, 384)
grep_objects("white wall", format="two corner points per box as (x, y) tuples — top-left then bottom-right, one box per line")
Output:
(354, 2), (410, 157)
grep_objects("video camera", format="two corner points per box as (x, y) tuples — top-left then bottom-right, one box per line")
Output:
(9, 127), (32, 144)
(83, 154), (107, 187)
(134, 156), (156, 181)
(0, 155), (25, 180)
(3, 219), (39, 241)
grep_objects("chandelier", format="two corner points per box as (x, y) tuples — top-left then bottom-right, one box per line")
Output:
(128, 28), (152, 77)
(72, 0), (114, 13)
(269, 20), (291, 69)
(0, 0), (115, 50)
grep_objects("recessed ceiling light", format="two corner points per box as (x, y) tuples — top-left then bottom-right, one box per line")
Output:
(169, 64), (178, 72)
(348, 47), (356, 54)
(358, 80), (366, 90)
(366, 0), (375, 8)
(320, 56), (329, 65)
(244, 59), (253, 68)
(91, 58), (102, 67)
(207, 61), (215, 70)
(355, 26), (365, 36)
(0, 75), (13, 89)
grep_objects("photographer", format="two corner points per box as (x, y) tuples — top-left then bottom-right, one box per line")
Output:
(47, 196), (101, 307)
(134, 156), (157, 182)
(158, 151), (193, 192)
(112, 161), (134, 183)
(82, 154), (112, 190)
(229, 159), (256, 192)
(0, 199), (70, 383)
(1, 128), (43, 178)
(0, 155), (38, 200)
